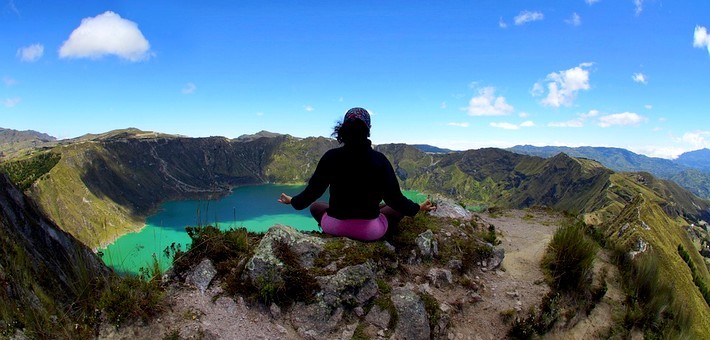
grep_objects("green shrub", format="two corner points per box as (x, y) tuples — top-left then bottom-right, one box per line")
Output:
(542, 220), (597, 291)
(677, 244), (710, 307)
(98, 273), (164, 326)
(611, 249), (692, 338)
(508, 292), (560, 339)
(0, 151), (60, 190)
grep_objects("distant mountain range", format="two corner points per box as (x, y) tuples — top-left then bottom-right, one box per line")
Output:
(508, 145), (710, 199)
(411, 144), (456, 154)
(0, 127), (57, 159)
(676, 148), (710, 171)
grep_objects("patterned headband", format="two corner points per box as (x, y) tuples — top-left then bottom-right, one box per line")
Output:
(343, 107), (371, 129)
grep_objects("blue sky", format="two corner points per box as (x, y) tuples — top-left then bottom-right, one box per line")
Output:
(2, 1), (709, 158)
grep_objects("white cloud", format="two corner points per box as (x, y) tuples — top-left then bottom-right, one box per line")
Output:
(59, 11), (151, 62)
(304, 105), (314, 112)
(548, 120), (584, 128)
(256, 112), (264, 116)
(3, 76), (17, 87)
(440, 101), (447, 109)
(2, 97), (21, 108)
(490, 122), (520, 130)
(597, 112), (646, 127)
(634, 0), (644, 16)
(514, 11), (544, 25)
(566, 13), (581, 26)
(681, 131), (710, 149)
(490, 121), (534, 130)
(466, 87), (514, 116)
(17, 44), (44, 62)
(645, 104), (653, 110)
(182, 82), (196, 95)
(585, 0), (600, 5)
(548, 109), (598, 128)
(499, 17), (508, 29)
(693, 26), (710, 54)
(518, 112), (530, 118)
(632, 145), (686, 159)
(447, 122), (469, 128)
(632, 72), (648, 84)
(533, 63), (593, 107)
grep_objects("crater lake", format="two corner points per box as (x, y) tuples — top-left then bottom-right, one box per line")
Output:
(99, 184), (427, 274)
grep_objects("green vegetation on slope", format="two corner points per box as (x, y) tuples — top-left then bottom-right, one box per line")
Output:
(0, 151), (60, 190)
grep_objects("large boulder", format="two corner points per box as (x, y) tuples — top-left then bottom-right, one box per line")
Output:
(391, 287), (430, 340)
(185, 258), (217, 294)
(429, 196), (472, 220)
(244, 224), (325, 284)
(317, 261), (378, 308)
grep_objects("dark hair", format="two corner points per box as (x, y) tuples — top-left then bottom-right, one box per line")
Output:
(332, 119), (370, 145)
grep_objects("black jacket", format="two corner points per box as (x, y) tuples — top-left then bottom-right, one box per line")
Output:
(291, 142), (420, 219)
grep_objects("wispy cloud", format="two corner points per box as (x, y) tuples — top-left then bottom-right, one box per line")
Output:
(548, 109), (598, 128)
(182, 82), (196, 95)
(514, 11), (544, 26)
(17, 44), (44, 62)
(466, 87), (514, 116)
(304, 105), (314, 112)
(59, 11), (151, 62)
(566, 13), (581, 26)
(2, 97), (21, 108)
(532, 63), (593, 108)
(645, 104), (653, 110)
(447, 122), (469, 128)
(694, 26), (710, 55)
(632, 72), (648, 84)
(585, 0), (600, 5)
(634, 0), (644, 16)
(7, 0), (19, 15)
(681, 130), (710, 149)
(3, 76), (17, 87)
(499, 17), (508, 29)
(490, 121), (534, 130)
(597, 112), (646, 127)
(440, 101), (447, 109)
(633, 145), (687, 159)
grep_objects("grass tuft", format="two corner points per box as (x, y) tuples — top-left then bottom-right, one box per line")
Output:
(542, 219), (598, 292)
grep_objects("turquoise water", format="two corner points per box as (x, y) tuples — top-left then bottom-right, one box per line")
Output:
(99, 184), (426, 274)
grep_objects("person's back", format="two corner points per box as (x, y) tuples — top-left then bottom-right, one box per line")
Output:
(278, 107), (435, 241)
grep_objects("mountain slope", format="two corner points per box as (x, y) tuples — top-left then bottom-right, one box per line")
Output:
(508, 144), (710, 199)
(676, 148), (710, 171)
(2, 128), (710, 336)
(0, 127), (56, 160)
(0, 173), (108, 336)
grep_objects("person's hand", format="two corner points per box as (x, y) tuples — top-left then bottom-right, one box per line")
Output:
(278, 193), (292, 205)
(420, 199), (436, 212)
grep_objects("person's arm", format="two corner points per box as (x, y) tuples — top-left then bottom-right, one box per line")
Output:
(381, 155), (421, 217)
(287, 151), (331, 210)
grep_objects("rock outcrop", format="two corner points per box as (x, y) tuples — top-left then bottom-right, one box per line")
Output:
(236, 222), (506, 339)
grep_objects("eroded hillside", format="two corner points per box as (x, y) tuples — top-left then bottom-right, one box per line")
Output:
(2, 129), (709, 336)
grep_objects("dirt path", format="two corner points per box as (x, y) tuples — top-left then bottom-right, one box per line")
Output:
(447, 209), (561, 340)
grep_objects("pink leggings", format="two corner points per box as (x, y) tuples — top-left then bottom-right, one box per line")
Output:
(309, 202), (404, 241)
(321, 212), (388, 241)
